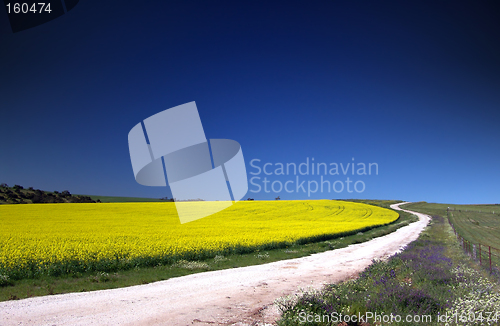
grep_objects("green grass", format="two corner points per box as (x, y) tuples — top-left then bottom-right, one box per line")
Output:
(403, 202), (500, 268)
(277, 203), (500, 326)
(0, 200), (417, 302)
(339, 199), (402, 208)
(402, 202), (500, 248)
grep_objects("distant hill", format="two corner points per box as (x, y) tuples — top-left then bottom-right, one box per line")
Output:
(0, 184), (97, 204)
(82, 195), (163, 203)
(0, 184), (163, 204)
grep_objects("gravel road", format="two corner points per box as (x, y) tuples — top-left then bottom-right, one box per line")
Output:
(0, 202), (430, 326)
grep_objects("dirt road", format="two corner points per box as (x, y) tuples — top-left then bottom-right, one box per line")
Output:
(0, 202), (430, 326)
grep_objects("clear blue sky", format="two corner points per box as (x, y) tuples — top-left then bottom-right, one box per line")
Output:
(1, 1), (499, 204)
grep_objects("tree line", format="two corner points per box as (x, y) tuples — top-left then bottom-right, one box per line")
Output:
(0, 183), (99, 204)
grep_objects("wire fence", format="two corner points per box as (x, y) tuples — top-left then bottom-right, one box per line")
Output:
(446, 209), (500, 274)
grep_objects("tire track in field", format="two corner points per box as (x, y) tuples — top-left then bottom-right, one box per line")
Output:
(0, 202), (430, 326)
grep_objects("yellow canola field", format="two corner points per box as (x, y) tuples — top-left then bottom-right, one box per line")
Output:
(0, 200), (398, 277)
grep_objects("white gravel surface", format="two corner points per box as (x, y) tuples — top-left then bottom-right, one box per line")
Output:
(0, 202), (430, 326)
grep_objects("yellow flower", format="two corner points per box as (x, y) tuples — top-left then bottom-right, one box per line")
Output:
(0, 200), (397, 276)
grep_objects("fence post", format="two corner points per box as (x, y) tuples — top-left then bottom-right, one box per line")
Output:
(489, 246), (492, 273)
(479, 244), (482, 265)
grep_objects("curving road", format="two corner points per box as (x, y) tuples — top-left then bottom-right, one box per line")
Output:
(0, 202), (430, 326)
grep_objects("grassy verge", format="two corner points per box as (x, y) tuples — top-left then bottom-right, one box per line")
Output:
(0, 200), (416, 302)
(276, 205), (500, 326)
(403, 202), (500, 278)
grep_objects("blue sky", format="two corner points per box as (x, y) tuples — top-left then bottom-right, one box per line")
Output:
(1, 1), (499, 204)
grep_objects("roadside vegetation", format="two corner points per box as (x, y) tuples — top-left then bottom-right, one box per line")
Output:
(0, 200), (415, 302)
(276, 202), (500, 326)
(405, 202), (500, 276)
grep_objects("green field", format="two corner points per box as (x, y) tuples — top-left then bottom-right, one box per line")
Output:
(278, 202), (500, 326)
(402, 202), (500, 269)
